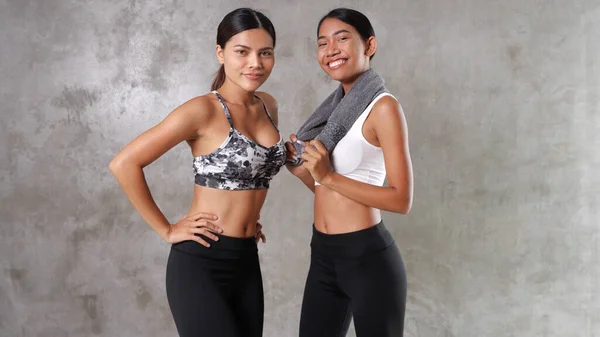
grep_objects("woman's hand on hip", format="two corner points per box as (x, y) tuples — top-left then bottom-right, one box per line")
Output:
(164, 212), (222, 247)
(254, 222), (266, 244)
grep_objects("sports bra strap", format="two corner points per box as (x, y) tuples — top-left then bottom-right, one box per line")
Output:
(212, 90), (277, 131)
(211, 90), (234, 128)
(254, 94), (279, 131)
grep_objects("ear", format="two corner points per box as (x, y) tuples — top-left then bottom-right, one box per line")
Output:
(364, 36), (377, 58)
(216, 44), (225, 65)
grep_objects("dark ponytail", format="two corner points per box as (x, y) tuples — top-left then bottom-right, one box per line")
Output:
(211, 8), (276, 90)
(211, 65), (226, 91)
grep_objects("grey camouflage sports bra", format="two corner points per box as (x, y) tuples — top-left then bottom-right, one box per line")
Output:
(192, 91), (286, 190)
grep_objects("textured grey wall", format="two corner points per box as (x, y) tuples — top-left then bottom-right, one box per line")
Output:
(1, 0), (599, 336)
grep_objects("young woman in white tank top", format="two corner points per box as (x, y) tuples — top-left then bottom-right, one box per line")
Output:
(285, 8), (414, 337)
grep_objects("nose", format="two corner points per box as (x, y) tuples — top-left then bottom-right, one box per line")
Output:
(325, 41), (340, 58)
(248, 52), (263, 69)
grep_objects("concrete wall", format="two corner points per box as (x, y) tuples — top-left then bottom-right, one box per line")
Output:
(1, 0), (598, 336)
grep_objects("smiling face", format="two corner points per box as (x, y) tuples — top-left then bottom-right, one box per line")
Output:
(217, 28), (275, 92)
(317, 18), (376, 87)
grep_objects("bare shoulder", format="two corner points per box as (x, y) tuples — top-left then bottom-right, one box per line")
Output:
(369, 94), (408, 139)
(371, 95), (403, 120)
(255, 91), (279, 124)
(174, 94), (217, 120)
(255, 91), (278, 111)
(159, 93), (222, 139)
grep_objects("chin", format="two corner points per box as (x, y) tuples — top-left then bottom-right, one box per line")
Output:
(322, 65), (354, 82)
(323, 70), (350, 83)
(321, 68), (340, 81)
(239, 81), (264, 92)
(327, 73), (344, 82)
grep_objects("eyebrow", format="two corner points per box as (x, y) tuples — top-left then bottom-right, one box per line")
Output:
(317, 29), (351, 40)
(232, 44), (274, 51)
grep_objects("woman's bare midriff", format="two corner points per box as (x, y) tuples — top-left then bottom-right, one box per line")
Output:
(314, 185), (381, 234)
(189, 184), (268, 238)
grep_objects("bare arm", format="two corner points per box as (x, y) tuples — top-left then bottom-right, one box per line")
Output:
(109, 96), (219, 241)
(302, 97), (413, 213)
(288, 164), (316, 192)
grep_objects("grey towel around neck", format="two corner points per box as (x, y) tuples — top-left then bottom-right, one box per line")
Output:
(288, 69), (387, 166)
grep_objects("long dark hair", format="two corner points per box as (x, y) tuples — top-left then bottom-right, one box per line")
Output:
(317, 8), (376, 60)
(211, 8), (276, 91)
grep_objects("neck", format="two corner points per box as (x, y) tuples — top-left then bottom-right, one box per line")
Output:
(340, 67), (371, 94)
(216, 81), (256, 106)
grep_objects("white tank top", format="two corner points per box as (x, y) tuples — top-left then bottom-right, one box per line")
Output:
(315, 92), (394, 186)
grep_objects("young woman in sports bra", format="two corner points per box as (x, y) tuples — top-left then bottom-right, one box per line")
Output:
(109, 8), (285, 337)
(286, 8), (414, 337)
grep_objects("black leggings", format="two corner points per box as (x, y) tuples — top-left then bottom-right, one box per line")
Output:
(166, 234), (263, 337)
(299, 222), (407, 337)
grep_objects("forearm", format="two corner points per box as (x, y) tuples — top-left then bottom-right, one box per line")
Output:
(320, 172), (412, 214)
(298, 171), (316, 193)
(287, 165), (315, 193)
(110, 163), (171, 239)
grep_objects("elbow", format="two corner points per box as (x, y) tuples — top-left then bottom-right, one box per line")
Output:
(110, 155), (146, 183)
(398, 203), (412, 215)
(391, 204), (411, 215)
(109, 155), (130, 178)
(389, 194), (412, 214)
(108, 157), (121, 176)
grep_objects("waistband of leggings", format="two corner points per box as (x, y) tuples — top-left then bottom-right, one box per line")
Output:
(171, 232), (257, 256)
(310, 221), (395, 258)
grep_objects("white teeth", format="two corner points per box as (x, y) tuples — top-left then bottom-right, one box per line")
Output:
(328, 59), (345, 68)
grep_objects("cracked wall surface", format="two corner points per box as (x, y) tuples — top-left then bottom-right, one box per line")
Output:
(1, 0), (599, 336)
